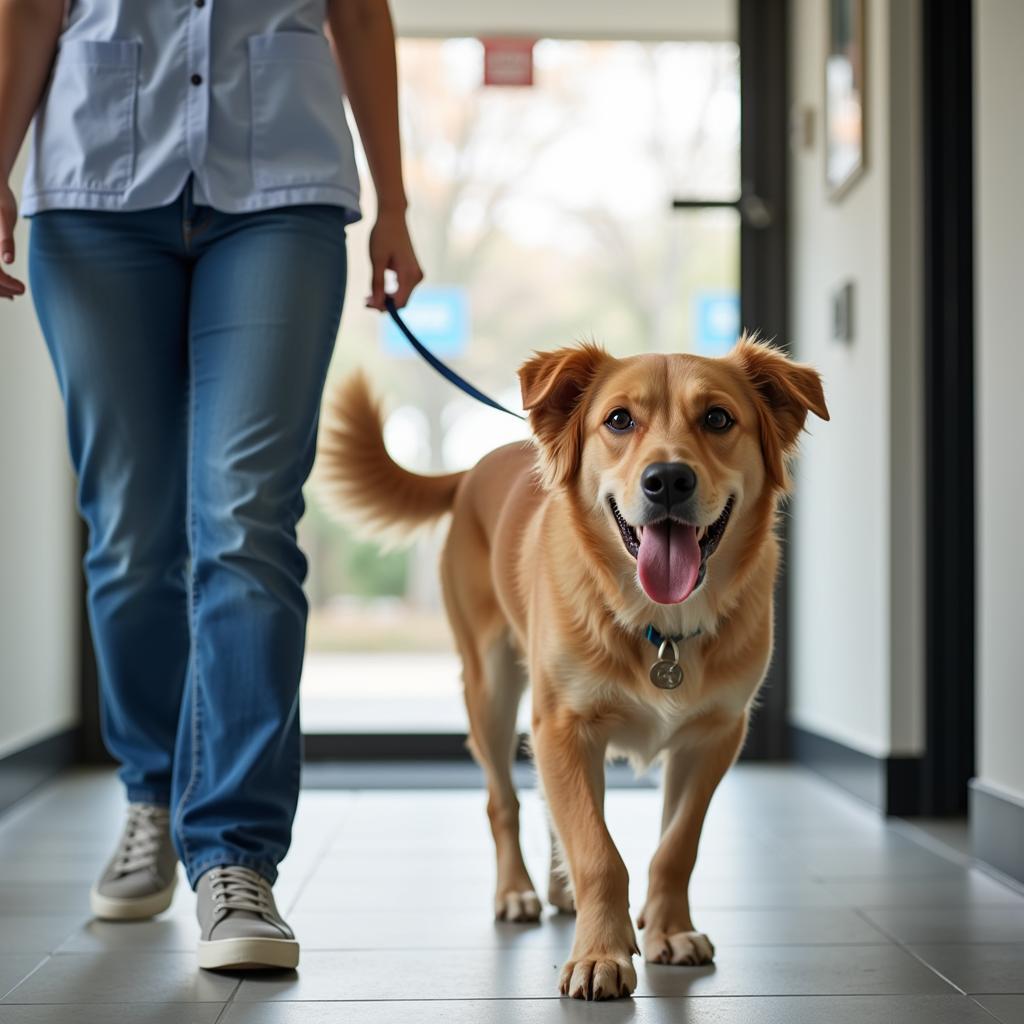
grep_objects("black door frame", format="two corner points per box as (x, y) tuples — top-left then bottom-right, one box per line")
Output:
(919, 0), (975, 815)
(79, 4), (794, 765)
(735, 0), (790, 759)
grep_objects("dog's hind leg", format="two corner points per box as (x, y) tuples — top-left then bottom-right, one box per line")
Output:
(462, 628), (541, 922)
(547, 824), (575, 913)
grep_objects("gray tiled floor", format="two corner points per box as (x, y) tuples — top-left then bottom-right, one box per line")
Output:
(1, 766), (1023, 1023)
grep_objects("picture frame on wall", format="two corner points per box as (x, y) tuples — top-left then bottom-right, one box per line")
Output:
(825, 0), (866, 199)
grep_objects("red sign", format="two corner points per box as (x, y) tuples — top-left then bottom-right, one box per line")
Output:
(481, 38), (535, 87)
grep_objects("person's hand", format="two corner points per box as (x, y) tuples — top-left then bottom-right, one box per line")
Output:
(1, 180), (26, 301)
(366, 208), (423, 311)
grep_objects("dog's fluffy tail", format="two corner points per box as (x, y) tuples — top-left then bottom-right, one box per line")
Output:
(315, 371), (466, 545)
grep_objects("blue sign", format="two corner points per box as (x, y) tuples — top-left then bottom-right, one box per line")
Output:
(694, 291), (740, 356)
(382, 286), (470, 359)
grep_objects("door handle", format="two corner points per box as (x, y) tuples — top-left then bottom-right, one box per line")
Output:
(740, 192), (773, 229)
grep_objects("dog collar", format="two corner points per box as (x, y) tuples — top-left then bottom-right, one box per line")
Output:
(644, 624), (701, 691)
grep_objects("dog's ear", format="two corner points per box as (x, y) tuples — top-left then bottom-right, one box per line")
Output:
(519, 343), (610, 489)
(728, 335), (829, 489)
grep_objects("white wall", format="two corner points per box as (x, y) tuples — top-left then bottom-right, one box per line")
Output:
(788, 0), (923, 757)
(975, 0), (1024, 802)
(0, 148), (79, 758)
(391, 0), (734, 41)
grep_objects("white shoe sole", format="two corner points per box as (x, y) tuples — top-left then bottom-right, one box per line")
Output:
(198, 936), (300, 971)
(90, 872), (177, 921)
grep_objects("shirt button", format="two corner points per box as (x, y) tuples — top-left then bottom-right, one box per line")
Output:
(190, 73), (203, 86)
(195, 0), (205, 6)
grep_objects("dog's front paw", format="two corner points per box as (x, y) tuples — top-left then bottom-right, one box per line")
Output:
(643, 928), (715, 966)
(494, 889), (542, 923)
(559, 954), (637, 1000)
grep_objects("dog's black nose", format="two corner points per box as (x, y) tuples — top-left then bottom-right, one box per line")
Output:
(641, 462), (697, 512)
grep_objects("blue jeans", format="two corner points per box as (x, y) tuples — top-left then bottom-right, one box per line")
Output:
(29, 182), (348, 886)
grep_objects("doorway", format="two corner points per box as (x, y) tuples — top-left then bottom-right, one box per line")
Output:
(302, 4), (791, 760)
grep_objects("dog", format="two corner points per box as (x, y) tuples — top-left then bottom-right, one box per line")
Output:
(316, 336), (828, 1000)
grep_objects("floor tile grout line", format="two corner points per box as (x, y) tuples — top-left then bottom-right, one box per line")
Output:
(24, 936), (1024, 956)
(0, 953), (53, 1003)
(968, 994), (1012, 1023)
(280, 809), (350, 919)
(17, 938), (1011, 957)
(0, 994), (1006, 1006)
(211, 977), (242, 1023)
(0, 1006), (202, 1012)
(852, 906), (970, 997)
(125, 941), (907, 955)
(850, 907), (909, 946)
(77, 993), (1012, 1004)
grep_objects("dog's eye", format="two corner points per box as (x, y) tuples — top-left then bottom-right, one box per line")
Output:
(703, 407), (735, 432)
(604, 408), (635, 433)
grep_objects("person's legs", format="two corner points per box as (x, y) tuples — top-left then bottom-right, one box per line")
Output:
(29, 206), (191, 806)
(171, 203), (347, 894)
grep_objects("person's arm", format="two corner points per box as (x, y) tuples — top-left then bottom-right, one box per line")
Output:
(326, 0), (422, 310)
(0, 0), (64, 300)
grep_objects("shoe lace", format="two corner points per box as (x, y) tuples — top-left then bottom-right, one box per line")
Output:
(207, 865), (274, 918)
(113, 803), (169, 874)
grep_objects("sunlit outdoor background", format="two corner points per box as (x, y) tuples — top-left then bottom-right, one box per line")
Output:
(300, 37), (740, 734)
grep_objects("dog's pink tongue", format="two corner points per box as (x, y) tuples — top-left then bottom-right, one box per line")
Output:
(637, 521), (701, 604)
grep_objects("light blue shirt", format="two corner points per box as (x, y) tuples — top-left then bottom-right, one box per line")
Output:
(22, 0), (361, 220)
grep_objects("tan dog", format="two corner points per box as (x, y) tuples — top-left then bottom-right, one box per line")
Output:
(316, 338), (828, 1000)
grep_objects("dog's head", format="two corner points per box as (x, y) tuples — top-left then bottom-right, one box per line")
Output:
(519, 338), (828, 606)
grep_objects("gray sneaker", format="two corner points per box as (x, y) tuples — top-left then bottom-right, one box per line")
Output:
(196, 865), (299, 970)
(90, 803), (178, 920)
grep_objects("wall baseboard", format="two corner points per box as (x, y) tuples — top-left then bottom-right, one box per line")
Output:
(790, 726), (924, 815)
(303, 732), (478, 762)
(969, 779), (1024, 885)
(0, 729), (79, 817)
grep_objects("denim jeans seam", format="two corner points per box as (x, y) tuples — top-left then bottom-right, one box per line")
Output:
(172, 313), (203, 878)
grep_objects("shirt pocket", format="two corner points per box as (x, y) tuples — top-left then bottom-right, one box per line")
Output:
(30, 39), (140, 194)
(248, 32), (350, 190)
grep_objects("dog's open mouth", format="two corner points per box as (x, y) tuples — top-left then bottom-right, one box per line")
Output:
(609, 496), (735, 604)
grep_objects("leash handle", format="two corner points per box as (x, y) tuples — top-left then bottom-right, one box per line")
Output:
(385, 297), (526, 421)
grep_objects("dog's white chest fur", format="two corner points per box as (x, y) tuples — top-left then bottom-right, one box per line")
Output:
(555, 658), (725, 771)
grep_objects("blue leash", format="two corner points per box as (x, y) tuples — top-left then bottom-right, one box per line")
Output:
(385, 297), (526, 421)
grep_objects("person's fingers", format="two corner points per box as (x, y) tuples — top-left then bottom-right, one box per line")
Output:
(366, 255), (387, 310)
(0, 189), (25, 299)
(0, 190), (17, 267)
(390, 261), (424, 309)
(0, 271), (25, 298)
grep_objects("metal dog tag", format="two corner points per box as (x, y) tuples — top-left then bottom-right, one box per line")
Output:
(650, 638), (683, 690)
